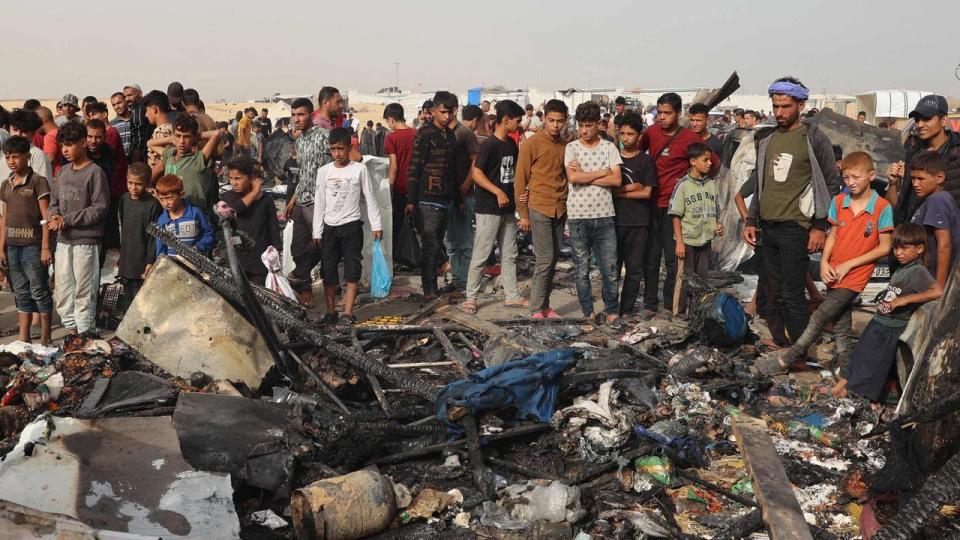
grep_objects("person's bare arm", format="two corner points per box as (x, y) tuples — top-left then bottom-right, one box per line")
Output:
(820, 227), (839, 283)
(38, 197), (52, 265)
(471, 164), (511, 208)
(888, 281), (944, 310)
(201, 129), (222, 162)
(147, 135), (174, 149)
(934, 229), (951, 287)
(0, 211), (7, 267)
(613, 183), (653, 199)
(590, 164), (621, 187)
(387, 154), (398, 189)
(734, 193), (748, 220)
(565, 161), (607, 184)
(673, 216), (685, 259)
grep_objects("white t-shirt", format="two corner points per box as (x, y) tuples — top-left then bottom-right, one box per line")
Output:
(564, 138), (622, 220)
(312, 160), (382, 239)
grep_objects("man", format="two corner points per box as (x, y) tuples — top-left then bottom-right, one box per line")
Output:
(613, 96), (629, 126)
(383, 103), (416, 255)
(857, 111), (868, 124)
(55, 94), (81, 127)
(167, 82), (185, 122)
(283, 88), (342, 307)
(688, 103), (723, 157)
(124, 84), (153, 163)
(446, 104), (482, 291)
(183, 88), (217, 133)
(521, 104), (542, 138)
(37, 107), (60, 166)
(742, 76), (842, 346)
(110, 92), (133, 157)
(733, 108), (746, 129)
(374, 122), (387, 157)
(236, 108), (255, 156)
(256, 108), (273, 137)
(477, 100), (493, 137)
(886, 95), (960, 224)
(639, 93), (720, 317)
(743, 110), (760, 128)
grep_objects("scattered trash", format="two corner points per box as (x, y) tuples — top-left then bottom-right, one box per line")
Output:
(250, 508), (288, 530)
(291, 469), (397, 540)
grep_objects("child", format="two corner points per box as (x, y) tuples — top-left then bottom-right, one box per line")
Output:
(908, 152), (960, 287)
(757, 152), (894, 375)
(669, 143), (723, 315)
(383, 103), (416, 256)
(0, 136), (53, 344)
(461, 99), (527, 314)
(221, 155), (282, 284)
(118, 163), (162, 286)
(564, 101), (623, 323)
(515, 99), (569, 319)
(613, 112), (657, 318)
(405, 91), (459, 300)
(47, 122), (111, 335)
(834, 224), (942, 401)
(313, 128), (383, 326)
(149, 115), (221, 219)
(250, 121), (263, 163)
(155, 174), (215, 258)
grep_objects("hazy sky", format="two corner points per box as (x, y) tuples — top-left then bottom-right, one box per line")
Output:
(3, 0), (958, 101)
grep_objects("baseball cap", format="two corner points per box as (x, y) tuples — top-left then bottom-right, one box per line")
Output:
(61, 94), (79, 107)
(909, 94), (948, 119)
(167, 82), (184, 105)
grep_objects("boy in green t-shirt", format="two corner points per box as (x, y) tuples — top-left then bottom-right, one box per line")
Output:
(148, 114), (221, 217)
(669, 142), (723, 314)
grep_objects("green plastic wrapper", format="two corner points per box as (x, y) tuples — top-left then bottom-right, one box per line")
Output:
(635, 456), (674, 485)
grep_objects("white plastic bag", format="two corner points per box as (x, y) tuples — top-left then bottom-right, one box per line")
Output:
(261, 246), (298, 301)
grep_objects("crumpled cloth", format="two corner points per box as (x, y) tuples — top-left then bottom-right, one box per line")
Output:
(262, 246), (297, 301)
(435, 349), (575, 434)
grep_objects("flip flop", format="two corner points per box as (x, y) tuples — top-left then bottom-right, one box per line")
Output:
(754, 352), (790, 377)
(460, 301), (478, 315)
(503, 297), (530, 308)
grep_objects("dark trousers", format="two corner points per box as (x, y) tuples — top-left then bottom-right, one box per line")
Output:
(290, 203), (322, 292)
(415, 204), (448, 295)
(644, 207), (677, 311)
(391, 190), (406, 258)
(618, 225), (648, 315)
(846, 319), (905, 401)
(759, 220), (811, 342)
(678, 243), (711, 312)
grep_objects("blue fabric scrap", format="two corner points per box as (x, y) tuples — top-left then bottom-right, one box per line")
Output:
(435, 349), (575, 434)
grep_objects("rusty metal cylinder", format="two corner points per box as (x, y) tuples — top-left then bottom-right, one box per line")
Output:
(290, 469), (397, 540)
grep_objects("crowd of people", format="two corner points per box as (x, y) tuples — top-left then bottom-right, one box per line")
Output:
(0, 76), (958, 405)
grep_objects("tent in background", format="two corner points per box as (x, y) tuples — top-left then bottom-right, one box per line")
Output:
(856, 90), (933, 125)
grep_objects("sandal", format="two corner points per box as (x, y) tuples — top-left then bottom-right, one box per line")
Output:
(460, 301), (478, 315)
(754, 351), (790, 376)
(503, 297), (530, 308)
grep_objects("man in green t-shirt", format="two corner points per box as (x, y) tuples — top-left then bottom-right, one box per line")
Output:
(742, 76), (841, 345)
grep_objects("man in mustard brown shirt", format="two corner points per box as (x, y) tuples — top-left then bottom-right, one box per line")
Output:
(515, 99), (569, 318)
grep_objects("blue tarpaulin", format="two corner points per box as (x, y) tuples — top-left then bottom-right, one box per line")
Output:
(467, 87), (483, 106)
(435, 349), (575, 434)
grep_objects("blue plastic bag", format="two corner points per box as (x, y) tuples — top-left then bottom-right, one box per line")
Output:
(371, 240), (391, 298)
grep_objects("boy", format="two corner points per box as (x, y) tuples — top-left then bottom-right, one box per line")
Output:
(908, 152), (960, 287)
(142, 90), (173, 170)
(383, 103), (416, 256)
(118, 163), (162, 293)
(312, 128), (383, 325)
(236, 108), (255, 157)
(757, 152), (894, 375)
(447, 103), (482, 291)
(515, 99), (569, 318)
(155, 174), (215, 258)
(0, 109), (52, 181)
(564, 101), (623, 323)
(150, 115), (222, 218)
(47, 121), (111, 335)
(669, 143), (723, 315)
(405, 91), (459, 300)
(250, 121), (263, 163)
(0, 136), (53, 344)
(834, 224), (942, 400)
(222, 155), (282, 284)
(461, 100), (526, 314)
(613, 112), (657, 318)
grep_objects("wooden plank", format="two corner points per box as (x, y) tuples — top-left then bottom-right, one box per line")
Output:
(436, 304), (546, 354)
(433, 328), (471, 376)
(731, 414), (814, 540)
(403, 296), (449, 323)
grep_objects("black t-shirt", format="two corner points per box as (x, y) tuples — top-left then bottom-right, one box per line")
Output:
(614, 153), (658, 227)
(221, 191), (282, 278)
(473, 135), (518, 215)
(283, 158), (300, 201)
(118, 194), (162, 279)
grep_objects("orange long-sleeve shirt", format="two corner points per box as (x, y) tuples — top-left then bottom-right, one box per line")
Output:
(514, 131), (567, 219)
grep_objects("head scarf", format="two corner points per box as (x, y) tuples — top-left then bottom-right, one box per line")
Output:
(768, 81), (809, 101)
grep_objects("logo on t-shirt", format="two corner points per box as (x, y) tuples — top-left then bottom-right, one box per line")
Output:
(772, 153), (794, 183)
(500, 156), (515, 184)
(876, 285), (902, 315)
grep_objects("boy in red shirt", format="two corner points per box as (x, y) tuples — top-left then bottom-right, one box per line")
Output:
(757, 152), (893, 375)
(383, 103), (416, 256)
(639, 93), (718, 317)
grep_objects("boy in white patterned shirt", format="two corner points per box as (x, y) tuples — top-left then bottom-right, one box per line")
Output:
(564, 101), (623, 323)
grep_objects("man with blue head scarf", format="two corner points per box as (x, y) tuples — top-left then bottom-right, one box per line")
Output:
(742, 76), (842, 352)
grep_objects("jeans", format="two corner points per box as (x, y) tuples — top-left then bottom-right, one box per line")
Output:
(678, 243), (711, 312)
(617, 226), (648, 316)
(569, 217), (620, 317)
(415, 204), (448, 295)
(760, 220), (811, 342)
(290, 203), (322, 292)
(644, 207), (678, 311)
(54, 243), (101, 333)
(7, 245), (52, 313)
(529, 209), (566, 311)
(466, 213), (520, 302)
(445, 196), (475, 286)
(782, 287), (856, 365)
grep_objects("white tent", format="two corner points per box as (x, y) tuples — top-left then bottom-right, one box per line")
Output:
(857, 90), (933, 123)
(266, 100), (293, 123)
